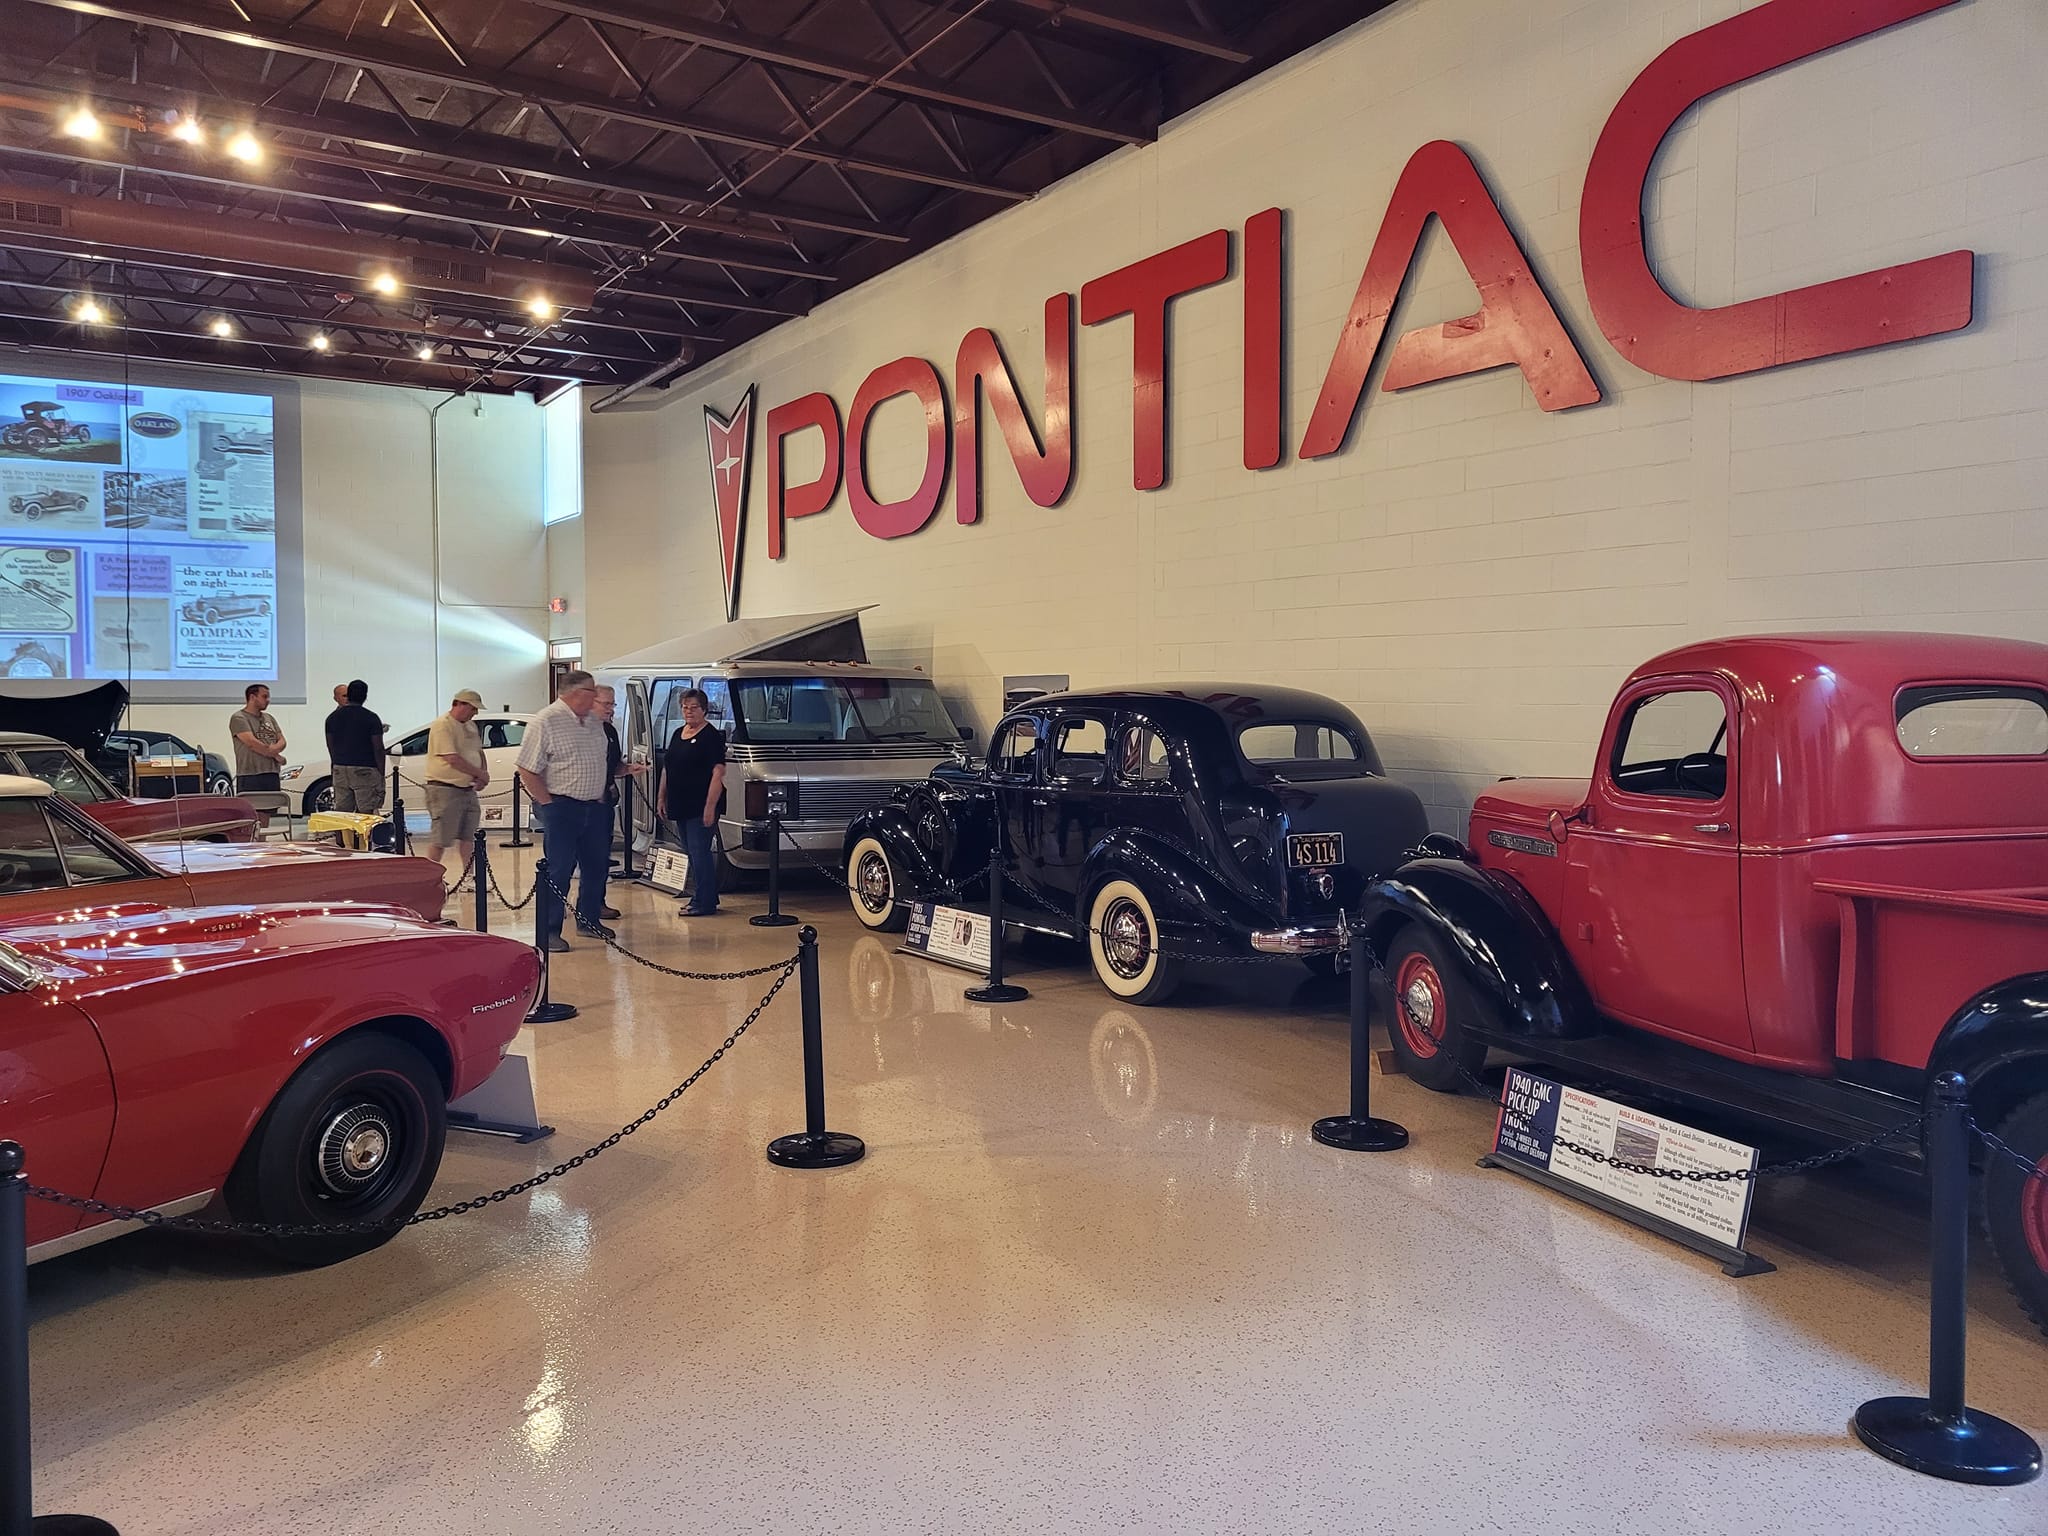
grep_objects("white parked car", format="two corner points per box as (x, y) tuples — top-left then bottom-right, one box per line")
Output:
(285, 711), (536, 828)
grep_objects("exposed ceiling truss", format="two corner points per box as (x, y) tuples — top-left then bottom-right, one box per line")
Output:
(0, 0), (1391, 397)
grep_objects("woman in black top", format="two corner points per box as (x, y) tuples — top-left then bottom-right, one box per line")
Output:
(662, 688), (726, 916)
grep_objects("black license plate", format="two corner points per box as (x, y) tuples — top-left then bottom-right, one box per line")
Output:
(1287, 832), (1343, 868)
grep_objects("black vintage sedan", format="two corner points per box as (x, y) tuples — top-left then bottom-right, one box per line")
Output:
(842, 684), (1429, 1004)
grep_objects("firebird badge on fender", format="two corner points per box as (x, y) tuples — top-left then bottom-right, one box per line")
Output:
(472, 995), (518, 1014)
(704, 388), (756, 623)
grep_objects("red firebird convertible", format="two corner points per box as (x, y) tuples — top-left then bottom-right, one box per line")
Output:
(0, 773), (446, 923)
(8, 899), (540, 1265)
(0, 730), (260, 843)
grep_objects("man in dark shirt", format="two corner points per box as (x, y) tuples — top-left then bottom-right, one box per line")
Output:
(660, 687), (727, 917)
(326, 678), (388, 814)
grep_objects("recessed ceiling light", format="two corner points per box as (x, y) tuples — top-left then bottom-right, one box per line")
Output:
(169, 113), (204, 145)
(71, 297), (104, 324)
(224, 130), (263, 165)
(208, 317), (233, 338)
(310, 333), (330, 352)
(527, 296), (554, 320)
(61, 105), (102, 141)
(369, 272), (399, 296)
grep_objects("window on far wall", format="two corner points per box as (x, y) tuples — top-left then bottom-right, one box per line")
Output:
(543, 387), (582, 526)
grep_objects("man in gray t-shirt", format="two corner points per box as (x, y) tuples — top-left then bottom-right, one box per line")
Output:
(229, 682), (287, 792)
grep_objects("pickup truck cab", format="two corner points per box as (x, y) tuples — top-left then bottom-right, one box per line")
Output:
(1360, 633), (2048, 1332)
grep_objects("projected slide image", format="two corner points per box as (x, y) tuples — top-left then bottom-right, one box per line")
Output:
(0, 465), (101, 531)
(0, 383), (124, 466)
(0, 636), (69, 678)
(90, 595), (170, 672)
(0, 369), (279, 682)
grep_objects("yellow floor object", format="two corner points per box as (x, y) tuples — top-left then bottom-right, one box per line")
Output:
(305, 809), (388, 850)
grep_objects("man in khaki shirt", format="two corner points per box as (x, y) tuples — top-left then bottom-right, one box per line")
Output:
(425, 688), (487, 874)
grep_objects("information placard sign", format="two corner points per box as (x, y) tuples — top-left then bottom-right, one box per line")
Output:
(1486, 1067), (1770, 1274)
(902, 901), (992, 974)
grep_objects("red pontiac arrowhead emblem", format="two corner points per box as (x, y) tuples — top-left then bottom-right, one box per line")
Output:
(704, 387), (755, 622)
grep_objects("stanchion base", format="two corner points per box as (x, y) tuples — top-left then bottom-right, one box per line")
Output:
(766, 1131), (866, 1169)
(525, 1002), (579, 1024)
(1311, 1115), (1410, 1152)
(33, 1518), (121, 1533)
(964, 982), (1029, 1002)
(750, 912), (801, 927)
(1854, 1397), (2042, 1485)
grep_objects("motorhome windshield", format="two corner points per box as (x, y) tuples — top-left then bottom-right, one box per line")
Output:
(730, 677), (957, 745)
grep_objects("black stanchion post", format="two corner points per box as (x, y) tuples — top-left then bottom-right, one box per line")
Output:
(388, 763), (408, 856)
(750, 808), (798, 928)
(471, 829), (489, 934)
(507, 774), (532, 848)
(965, 850), (1027, 1004)
(620, 775), (637, 881)
(0, 1142), (120, 1535)
(524, 857), (578, 1024)
(1311, 922), (1410, 1152)
(767, 926), (865, 1169)
(1855, 1073), (2041, 1484)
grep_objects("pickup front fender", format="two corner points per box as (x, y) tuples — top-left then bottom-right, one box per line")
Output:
(1358, 854), (1593, 1039)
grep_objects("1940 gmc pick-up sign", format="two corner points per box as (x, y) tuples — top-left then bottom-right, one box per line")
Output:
(1359, 633), (2048, 1335)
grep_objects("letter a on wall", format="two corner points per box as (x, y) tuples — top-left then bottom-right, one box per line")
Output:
(1301, 142), (1600, 460)
(704, 388), (754, 623)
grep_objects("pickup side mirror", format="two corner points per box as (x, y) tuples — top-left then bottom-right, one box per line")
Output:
(1546, 805), (1591, 843)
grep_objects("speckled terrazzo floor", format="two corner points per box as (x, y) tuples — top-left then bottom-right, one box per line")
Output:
(22, 847), (2048, 1535)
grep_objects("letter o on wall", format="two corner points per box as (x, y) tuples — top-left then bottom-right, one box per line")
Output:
(847, 356), (949, 540)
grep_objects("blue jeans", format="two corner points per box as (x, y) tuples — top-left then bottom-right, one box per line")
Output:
(682, 817), (720, 913)
(540, 796), (610, 937)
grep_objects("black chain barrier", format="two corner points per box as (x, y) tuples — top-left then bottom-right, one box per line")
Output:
(22, 956), (800, 1241)
(530, 863), (813, 983)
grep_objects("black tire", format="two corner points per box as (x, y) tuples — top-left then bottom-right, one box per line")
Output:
(1981, 1090), (2048, 1339)
(1086, 877), (1183, 1006)
(21, 504), (40, 520)
(208, 773), (233, 796)
(847, 834), (910, 933)
(1381, 925), (1491, 1093)
(224, 1031), (447, 1266)
(304, 777), (333, 817)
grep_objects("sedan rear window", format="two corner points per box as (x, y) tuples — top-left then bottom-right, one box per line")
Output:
(1897, 685), (2048, 758)
(1236, 722), (1367, 777)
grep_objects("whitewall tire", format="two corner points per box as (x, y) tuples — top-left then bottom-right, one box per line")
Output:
(847, 835), (910, 933)
(1087, 878), (1183, 1006)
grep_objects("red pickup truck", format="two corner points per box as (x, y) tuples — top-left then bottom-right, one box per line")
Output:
(1360, 634), (2048, 1331)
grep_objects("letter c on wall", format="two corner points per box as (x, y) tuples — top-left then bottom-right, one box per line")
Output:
(847, 357), (949, 541)
(1581, 0), (1972, 381)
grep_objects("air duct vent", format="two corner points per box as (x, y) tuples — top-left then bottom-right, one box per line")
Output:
(409, 253), (488, 286)
(0, 200), (66, 229)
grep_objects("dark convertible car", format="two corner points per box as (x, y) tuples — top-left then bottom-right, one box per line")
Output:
(843, 684), (1429, 1003)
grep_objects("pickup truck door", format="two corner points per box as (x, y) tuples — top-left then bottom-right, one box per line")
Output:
(1564, 677), (1754, 1055)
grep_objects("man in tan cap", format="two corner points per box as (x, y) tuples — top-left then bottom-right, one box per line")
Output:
(425, 688), (488, 875)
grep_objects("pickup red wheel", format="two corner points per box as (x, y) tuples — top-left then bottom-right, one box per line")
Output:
(1982, 1090), (2048, 1339)
(1383, 927), (1490, 1093)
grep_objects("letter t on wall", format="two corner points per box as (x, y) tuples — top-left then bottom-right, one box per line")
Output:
(1080, 229), (1232, 490)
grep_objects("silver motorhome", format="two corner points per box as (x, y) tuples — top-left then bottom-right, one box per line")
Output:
(595, 609), (970, 880)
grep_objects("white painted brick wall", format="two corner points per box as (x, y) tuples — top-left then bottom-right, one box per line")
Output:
(584, 0), (2048, 833)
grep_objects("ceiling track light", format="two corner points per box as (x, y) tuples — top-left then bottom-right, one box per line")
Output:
(415, 344), (434, 361)
(309, 333), (330, 352)
(224, 130), (263, 165)
(71, 297), (105, 324)
(369, 272), (399, 297)
(60, 105), (102, 141)
(168, 112), (204, 145)
(208, 317), (233, 338)
(526, 296), (554, 321)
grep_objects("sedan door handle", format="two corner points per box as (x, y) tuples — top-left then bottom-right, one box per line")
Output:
(1694, 822), (1730, 834)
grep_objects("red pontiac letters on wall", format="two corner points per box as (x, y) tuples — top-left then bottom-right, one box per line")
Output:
(756, 0), (1976, 563)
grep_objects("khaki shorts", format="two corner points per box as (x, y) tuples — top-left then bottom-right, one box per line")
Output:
(426, 782), (481, 848)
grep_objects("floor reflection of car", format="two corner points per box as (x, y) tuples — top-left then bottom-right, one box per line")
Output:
(181, 593), (271, 625)
(844, 684), (1429, 1004)
(7, 488), (87, 520)
(3, 882), (537, 1265)
(106, 729), (235, 797)
(0, 731), (261, 843)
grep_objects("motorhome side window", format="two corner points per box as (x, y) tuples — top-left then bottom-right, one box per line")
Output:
(698, 677), (731, 723)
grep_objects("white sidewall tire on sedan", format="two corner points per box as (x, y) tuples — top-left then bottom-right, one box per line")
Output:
(1087, 878), (1183, 1005)
(847, 835), (909, 933)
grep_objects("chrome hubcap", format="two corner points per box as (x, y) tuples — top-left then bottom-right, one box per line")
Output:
(855, 851), (890, 913)
(316, 1105), (393, 1194)
(1402, 977), (1437, 1030)
(1103, 898), (1150, 979)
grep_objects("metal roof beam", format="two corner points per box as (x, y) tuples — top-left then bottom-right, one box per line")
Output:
(985, 0), (1251, 60)
(22, 0), (1033, 199)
